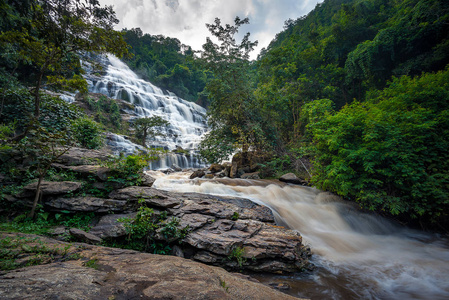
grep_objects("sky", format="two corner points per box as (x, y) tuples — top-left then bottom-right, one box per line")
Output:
(99, 0), (322, 60)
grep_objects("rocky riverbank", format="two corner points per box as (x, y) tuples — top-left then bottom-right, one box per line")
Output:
(0, 232), (304, 300)
(1, 146), (313, 298)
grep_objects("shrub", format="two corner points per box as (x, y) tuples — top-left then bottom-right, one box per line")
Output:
(71, 117), (103, 149)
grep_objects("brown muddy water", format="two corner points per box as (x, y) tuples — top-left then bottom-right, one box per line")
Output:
(150, 171), (449, 300)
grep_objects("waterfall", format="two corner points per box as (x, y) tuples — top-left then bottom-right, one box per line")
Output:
(83, 54), (208, 169)
(150, 171), (449, 300)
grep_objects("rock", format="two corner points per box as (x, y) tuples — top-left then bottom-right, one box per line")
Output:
(171, 164), (182, 172)
(89, 214), (134, 238)
(209, 163), (223, 173)
(190, 169), (205, 179)
(52, 164), (112, 181)
(0, 233), (300, 300)
(47, 226), (67, 236)
(109, 186), (181, 208)
(44, 197), (127, 213)
(171, 245), (185, 258)
(69, 228), (102, 245)
(230, 160), (239, 178)
(279, 173), (307, 185)
(141, 172), (156, 187)
(22, 181), (82, 196)
(241, 172), (261, 180)
(204, 174), (215, 179)
(56, 147), (113, 166)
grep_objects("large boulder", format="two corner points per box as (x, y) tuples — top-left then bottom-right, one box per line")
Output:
(190, 169), (205, 179)
(279, 173), (308, 185)
(0, 233), (301, 300)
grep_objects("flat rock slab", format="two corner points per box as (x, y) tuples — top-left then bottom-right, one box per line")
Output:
(109, 186), (181, 208)
(44, 197), (127, 213)
(23, 181), (82, 195)
(69, 228), (102, 244)
(56, 147), (113, 166)
(0, 233), (301, 300)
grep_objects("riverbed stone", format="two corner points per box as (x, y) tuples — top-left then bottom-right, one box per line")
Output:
(190, 169), (205, 179)
(279, 173), (307, 185)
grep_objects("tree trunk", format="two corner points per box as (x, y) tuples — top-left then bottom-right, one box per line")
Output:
(29, 175), (43, 219)
(34, 70), (44, 119)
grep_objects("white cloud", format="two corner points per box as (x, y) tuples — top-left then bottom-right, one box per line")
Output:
(100, 0), (321, 59)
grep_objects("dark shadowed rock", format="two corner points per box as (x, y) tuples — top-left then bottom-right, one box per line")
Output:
(69, 228), (102, 244)
(0, 233), (301, 300)
(209, 163), (224, 173)
(89, 213), (135, 238)
(171, 164), (182, 172)
(190, 169), (205, 179)
(241, 172), (261, 180)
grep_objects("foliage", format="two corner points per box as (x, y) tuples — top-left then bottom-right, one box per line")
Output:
(228, 246), (246, 268)
(71, 117), (103, 149)
(103, 151), (161, 187)
(0, 0), (129, 120)
(85, 95), (124, 133)
(0, 235), (82, 271)
(307, 68), (449, 224)
(133, 116), (170, 147)
(117, 199), (189, 254)
(199, 17), (274, 163)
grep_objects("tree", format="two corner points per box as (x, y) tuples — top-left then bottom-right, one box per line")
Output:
(199, 17), (268, 163)
(133, 116), (170, 147)
(305, 68), (449, 226)
(0, 0), (129, 120)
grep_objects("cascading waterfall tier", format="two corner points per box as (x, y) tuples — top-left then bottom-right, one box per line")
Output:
(83, 54), (208, 169)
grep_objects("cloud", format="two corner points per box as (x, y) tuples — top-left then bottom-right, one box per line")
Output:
(100, 0), (321, 59)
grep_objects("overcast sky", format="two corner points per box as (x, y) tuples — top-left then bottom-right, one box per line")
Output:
(99, 0), (321, 60)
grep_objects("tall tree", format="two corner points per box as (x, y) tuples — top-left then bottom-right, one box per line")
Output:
(0, 0), (129, 119)
(199, 17), (266, 163)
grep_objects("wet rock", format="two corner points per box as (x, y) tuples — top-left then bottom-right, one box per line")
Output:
(141, 172), (156, 187)
(241, 172), (260, 180)
(69, 228), (102, 245)
(44, 197), (127, 213)
(190, 169), (205, 179)
(279, 173), (308, 185)
(22, 181), (82, 196)
(171, 164), (182, 172)
(209, 163), (224, 173)
(205, 174), (215, 179)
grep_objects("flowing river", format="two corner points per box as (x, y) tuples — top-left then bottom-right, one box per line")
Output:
(150, 171), (449, 300)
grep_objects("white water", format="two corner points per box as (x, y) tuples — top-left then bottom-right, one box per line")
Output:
(151, 171), (449, 300)
(84, 54), (208, 168)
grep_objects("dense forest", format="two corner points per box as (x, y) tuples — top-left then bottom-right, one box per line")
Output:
(1, 0), (449, 231)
